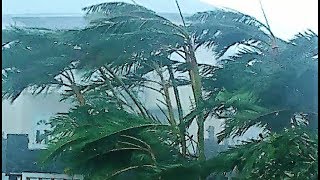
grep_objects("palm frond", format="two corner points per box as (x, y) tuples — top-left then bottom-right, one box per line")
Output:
(186, 9), (272, 57)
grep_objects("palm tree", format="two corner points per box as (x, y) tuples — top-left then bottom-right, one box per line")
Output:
(2, 1), (317, 179)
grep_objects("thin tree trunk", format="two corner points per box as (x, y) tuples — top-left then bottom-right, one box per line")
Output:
(175, 0), (205, 161)
(184, 45), (205, 161)
(167, 64), (187, 156)
(158, 68), (176, 126)
(98, 68), (123, 109)
(104, 65), (150, 120)
(71, 84), (86, 106)
(61, 70), (86, 106)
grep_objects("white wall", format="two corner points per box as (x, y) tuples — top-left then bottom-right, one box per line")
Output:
(2, 173), (9, 180)
(22, 172), (83, 180)
(2, 92), (72, 140)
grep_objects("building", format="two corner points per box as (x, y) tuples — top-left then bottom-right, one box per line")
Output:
(2, 134), (83, 180)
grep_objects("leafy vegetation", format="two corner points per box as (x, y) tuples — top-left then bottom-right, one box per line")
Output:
(2, 1), (317, 179)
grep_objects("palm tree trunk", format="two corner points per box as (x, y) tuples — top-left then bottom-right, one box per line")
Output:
(185, 45), (206, 161)
(158, 69), (176, 126)
(167, 64), (187, 156)
(98, 68), (123, 109)
(174, 0), (205, 160)
(104, 66), (150, 120)
(61, 70), (86, 106)
(71, 84), (86, 106)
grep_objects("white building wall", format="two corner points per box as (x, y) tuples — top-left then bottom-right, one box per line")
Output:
(2, 173), (9, 180)
(22, 172), (83, 180)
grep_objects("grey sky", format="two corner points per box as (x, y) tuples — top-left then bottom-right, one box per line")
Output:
(3, 0), (317, 40)
(203, 0), (318, 40)
(2, 0), (213, 15)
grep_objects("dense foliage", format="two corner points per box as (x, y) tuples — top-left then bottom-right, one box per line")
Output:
(2, 1), (318, 179)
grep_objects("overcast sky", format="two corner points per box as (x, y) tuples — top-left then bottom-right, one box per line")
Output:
(202, 0), (318, 40)
(3, 0), (318, 40)
(2, 0), (212, 14)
